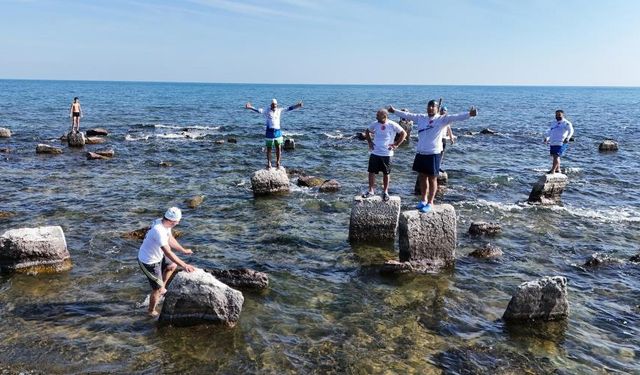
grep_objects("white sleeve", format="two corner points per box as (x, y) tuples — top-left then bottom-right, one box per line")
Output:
(367, 122), (376, 132)
(566, 121), (574, 140)
(390, 121), (404, 133)
(257, 108), (264, 114)
(443, 112), (471, 125)
(393, 110), (421, 122)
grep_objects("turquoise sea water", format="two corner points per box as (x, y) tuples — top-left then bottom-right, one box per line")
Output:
(1, 80), (639, 373)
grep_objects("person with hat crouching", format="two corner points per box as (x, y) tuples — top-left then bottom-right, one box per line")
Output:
(137, 207), (195, 317)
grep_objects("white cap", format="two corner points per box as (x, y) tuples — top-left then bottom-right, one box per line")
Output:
(164, 207), (182, 222)
(271, 98), (277, 105)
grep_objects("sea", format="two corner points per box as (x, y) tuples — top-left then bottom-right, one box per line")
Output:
(1, 80), (639, 374)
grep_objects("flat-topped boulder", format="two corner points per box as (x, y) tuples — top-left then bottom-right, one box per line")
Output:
(86, 128), (109, 137)
(349, 195), (401, 242)
(86, 148), (114, 160)
(204, 268), (269, 290)
(598, 139), (618, 152)
(469, 244), (503, 258)
(398, 204), (457, 268)
(67, 131), (86, 147)
(251, 167), (290, 195)
(528, 173), (568, 205)
(283, 138), (295, 150)
(86, 136), (106, 145)
(469, 221), (502, 236)
(503, 276), (569, 322)
(298, 175), (324, 187)
(36, 144), (63, 155)
(0, 226), (72, 273)
(319, 179), (341, 192)
(159, 268), (244, 327)
(0, 127), (11, 138)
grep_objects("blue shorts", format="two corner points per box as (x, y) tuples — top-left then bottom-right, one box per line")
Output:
(550, 144), (569, 156)
(412, 153), (442, 176)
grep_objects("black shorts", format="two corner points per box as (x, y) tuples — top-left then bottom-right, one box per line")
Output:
(138, 257), (172, 290)
(73, 112), (80, 118)
(368, 154), (391, 175)
(412, 153), (442, 176)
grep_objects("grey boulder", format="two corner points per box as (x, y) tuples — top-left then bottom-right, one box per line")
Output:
(204, 268), (269, 290)
(67, 131), (86, 147)
(251, 167), (290, 195)
(598, 139), (618, 152)
(0, 127), (11, 138)
(469, 221), (502, 236)
(503, 276), (569, 322)
(528, 173), (568, 205)
(0, 226), (72, 273)
(36, 144), (63, 154)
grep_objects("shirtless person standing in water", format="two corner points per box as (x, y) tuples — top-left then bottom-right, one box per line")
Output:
(69, 97), (82, 132)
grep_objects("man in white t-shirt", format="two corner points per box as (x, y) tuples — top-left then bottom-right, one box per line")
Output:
(245, 98), (303, 169)
(543, 109), (574, 174)
(137, 207), (195, 317)
(389, 100), (477, 213)
(362, 109), (407, 201)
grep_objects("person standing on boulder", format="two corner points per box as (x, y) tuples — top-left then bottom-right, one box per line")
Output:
(362, 109), (407, 201)
(137, 207), (195, 317)
(389, 100), (477, 213)
(69, 97), (82, 133)
(245, 98), (303, 169)
(543, 110), (574, 174)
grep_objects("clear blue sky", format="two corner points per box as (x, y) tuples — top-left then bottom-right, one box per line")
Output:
(1, 0), (639, 86)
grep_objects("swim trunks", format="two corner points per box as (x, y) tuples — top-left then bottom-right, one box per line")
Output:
(138, 257), (172, 290)
(72, 112), (80, 117)
(368, 154), (391, 175)
(412, 153), (442, 176)
(550, 144), (569, 156)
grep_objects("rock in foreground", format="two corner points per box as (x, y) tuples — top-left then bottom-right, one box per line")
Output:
(67, 131), (86, 147)
(159, 269), (244, 327)
(349, 195), (401, 242)
(398, 205), (457, 268)
(0, 127), (12, 138)
(0, 226), (71, 273)
(204, 268), (269, 290)
(503, 276), (569, 322)
(469, 221), (502, 236)
(251, 167), (290, 195)
(527, 173), (568, 205)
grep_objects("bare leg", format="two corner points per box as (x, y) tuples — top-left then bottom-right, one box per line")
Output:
(163, 263), (177, 290)
(266, 146), (272, 169)
(427, 175), (438, 205)
(419, 173), (428, 203)
(368, 173), (375, 193)
(556, 156), (561, 173)
(148, 288), (162, 316)
(551, 155), (559, 173)
(70, 117), (74, 132)
(76, 116), (80, 132)
(383, 173), (390, 193)
(275, 145), (282, 168)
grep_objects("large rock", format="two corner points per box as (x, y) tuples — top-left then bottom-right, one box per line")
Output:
(251, 168), (290, 195)
(283, 138), (295, 150)
(348, 195), (401, 242)
(469, 244), (503, 258)
(297, 175), (324, 187)
(598, 139), (618, 152)
(0, 226), (72, 273)
(36, 144), (63, 154)
(159, 268), (244, 327)
(319, 179), (341, 192)
(0, 127), (11, 138)
(86, 136), (106, 144)
(204, 268), (269, 290)
(86, 128), (109, 137)
(396, 119), (412, 143)
(469, 221), (502, 236)
(185, 195), (204, 208)
(527, 173), (568, 205)
(503, 276), (569, 322)
(67, 131), (86, 147)
(398, 205), (457, 268)
(583, 253), (623, 268)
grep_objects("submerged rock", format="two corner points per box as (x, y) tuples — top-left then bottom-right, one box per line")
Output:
(227, 137), (238, 143)
(251, 167), (290, 195)
(86, 136), (106, 144)
(283, 138), (295, 150)
(434, 344), (559, 374)
(0, 147), (10, 153)
(297, 175), (324, 187)
(380, 259), (446, 275)
(469, 244), (503, 258)
(396, 119), (412, 142)
(204, 268), (269, 290)
(0, 211), (16, 220)
(398, 205), (457, 269)
(86, 128), (109, 137)
(0, 226), (72, 274)
(319, 179), (341, 192)
(354, 132), (367, 141)
(185, 195), (205, 209)
(480, 128), (498, 135)
(87, 149), (114, 160)
(598, 139), (618, 152)
(159, 161), (173, 167)
(469, 221), (502, 236)
(527, 173), (568, 205)
(503, 276), (569, 322)
(36, 144), (63, 154)
(122, 227), (182, 241)
(583, 253), (624, 268)
(0, 127), (12, 138)
(67, 131), (86, 147)
(159, 268), (244, 327)
(629, 253), (640, 262)
(349, 195), (401, 242)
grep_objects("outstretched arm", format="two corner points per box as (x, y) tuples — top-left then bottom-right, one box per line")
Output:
(161, 245), (195, 272)
(286, 101), (303, 111)
(388, 106), (420, 122)
(244, 102), (262, 113)
(443, 106), (478, 125)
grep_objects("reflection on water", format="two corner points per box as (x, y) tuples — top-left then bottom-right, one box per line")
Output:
(1, 81), (640, 372)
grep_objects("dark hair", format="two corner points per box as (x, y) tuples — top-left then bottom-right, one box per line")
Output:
(555, 109), (564, 114)
(427, 100), (438, 107)
(74, 97), (79, 101)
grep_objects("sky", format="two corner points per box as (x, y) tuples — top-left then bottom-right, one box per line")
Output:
(1, 0), (639, 86)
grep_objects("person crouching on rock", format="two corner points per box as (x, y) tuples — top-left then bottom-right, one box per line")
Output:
(362, 109), (407, 201)
(137, 207), (195, 317)
(543, 109), (574, 174)
(389, 100), (477, 213)
(245, 98), (303, 169)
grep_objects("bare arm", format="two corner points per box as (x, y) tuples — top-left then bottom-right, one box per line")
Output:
(447, 126), (455, 144)
(169, 233), (192, 255)
(389, 129), (407, 150)
(365, 128), (373, 151)
(161, 245), (195, 272)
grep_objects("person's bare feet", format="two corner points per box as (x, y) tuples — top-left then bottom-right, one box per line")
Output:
(148, 310), (159, 318)
(266, 163), (272, 169)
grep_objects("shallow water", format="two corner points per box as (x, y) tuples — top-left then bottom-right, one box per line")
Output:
(1, 80), (639, 373)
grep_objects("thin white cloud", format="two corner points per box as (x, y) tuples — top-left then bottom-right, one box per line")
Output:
(186, 0), (298, 18)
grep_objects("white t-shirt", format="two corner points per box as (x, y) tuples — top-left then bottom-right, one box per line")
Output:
(367, 120), (404, 157)
(138, 219), (171, 264)
(393, 110), (471, 154)
(257, 107), (285, 130)
(546, 119), (574, 146)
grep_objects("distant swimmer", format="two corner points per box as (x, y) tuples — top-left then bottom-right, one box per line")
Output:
(362, 109), (407, 201)
(439, 106), (456, 172)
(543, 109), (574, 174)
(389, 100), (477, 213)
(245, 98), (303, 169)
(69, 97), (82, 133)
(137, 207), (195, 318)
